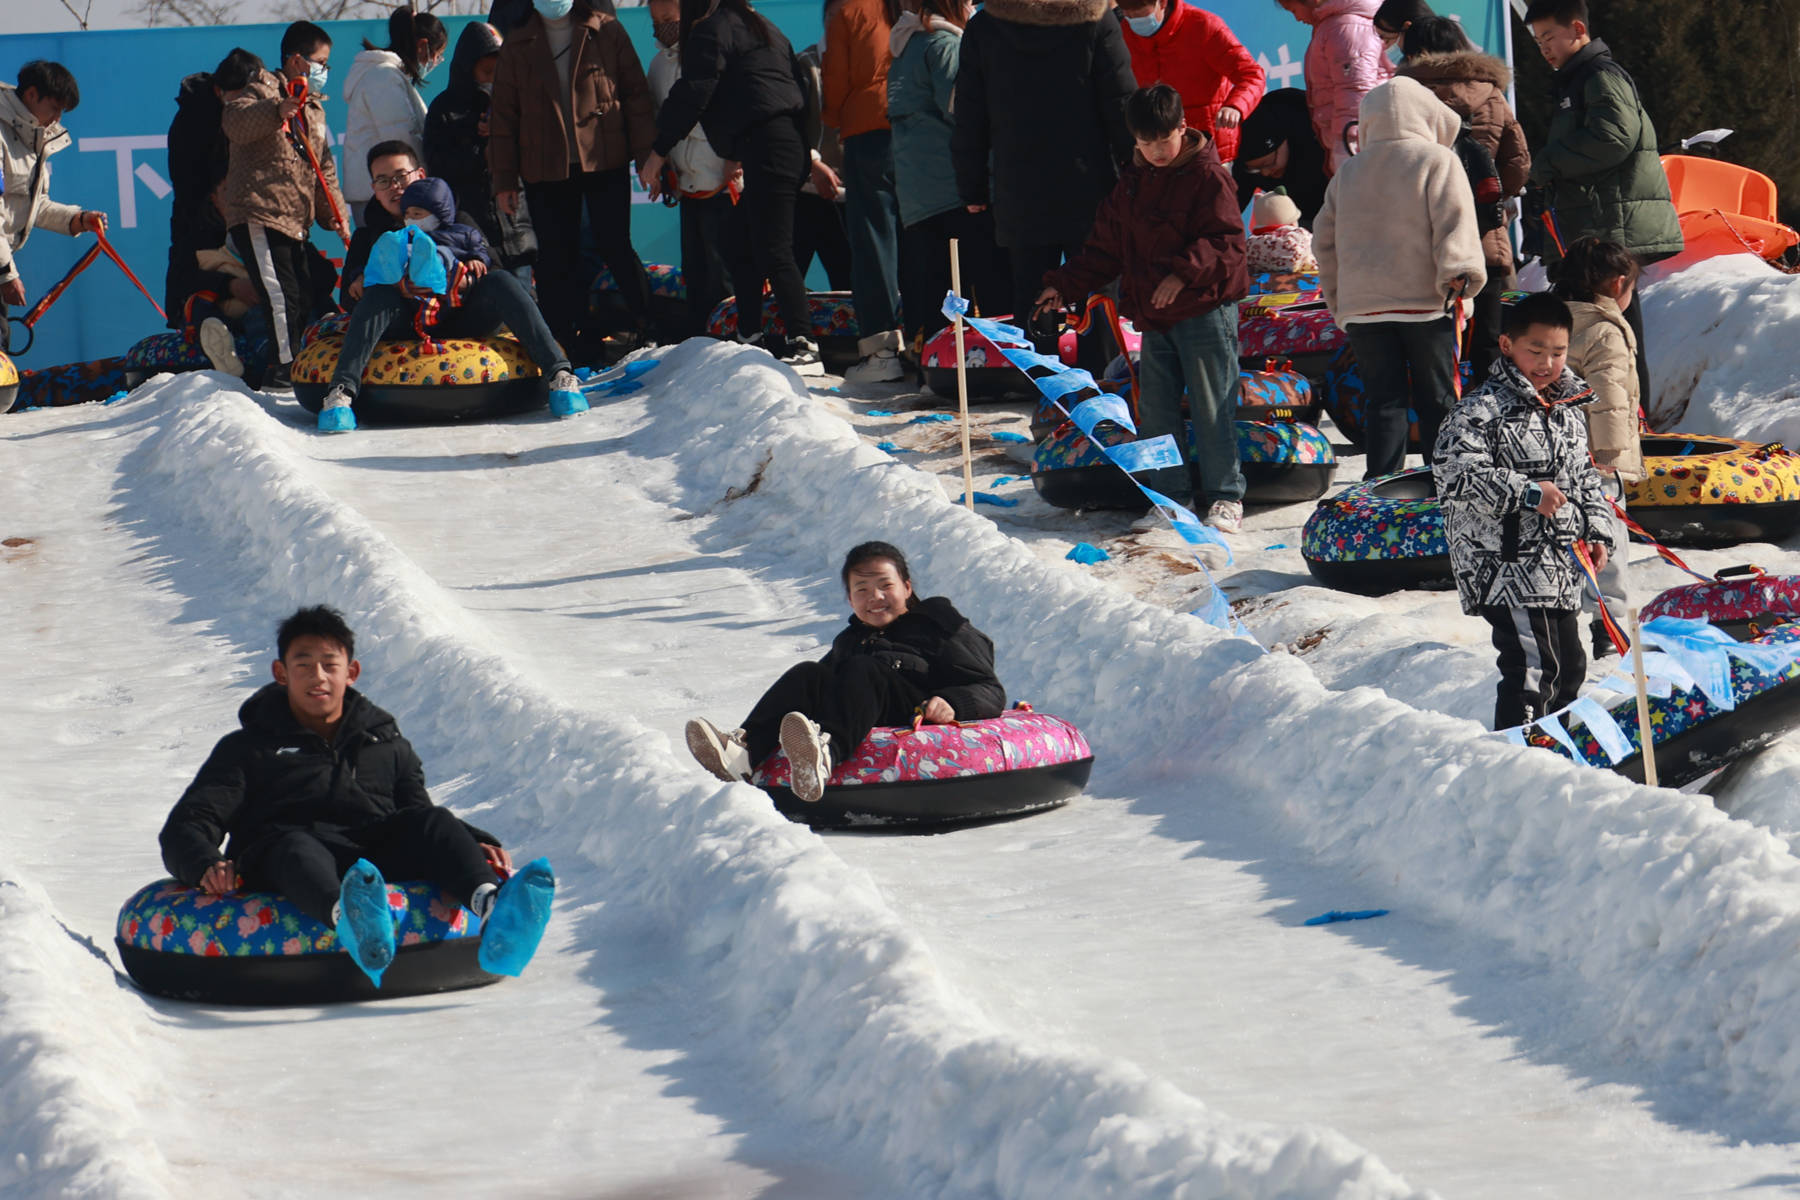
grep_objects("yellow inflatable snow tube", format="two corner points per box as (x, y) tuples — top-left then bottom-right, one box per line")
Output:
(0, 351), (17, 413)
(1623, 435), (1800, 546)
(291, 336), (543, 425)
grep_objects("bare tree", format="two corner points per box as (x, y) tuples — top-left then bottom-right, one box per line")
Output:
(131, 0), (244, 24)
(56, 0), (96, 28)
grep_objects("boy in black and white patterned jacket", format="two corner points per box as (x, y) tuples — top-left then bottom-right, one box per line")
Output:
(1433, 292), (1614, 730)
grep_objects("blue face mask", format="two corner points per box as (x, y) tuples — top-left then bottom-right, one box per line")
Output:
(534, 0), (576, 17)
(1125, 8), (1163, 35)
(418, 56), (440, 83)
(307, 63), (329, 94)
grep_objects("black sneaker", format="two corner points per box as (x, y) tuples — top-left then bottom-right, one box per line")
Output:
(1592, 621), (1620, 660)
(779, 336), (824, 377)
(260, 361), (294, 393)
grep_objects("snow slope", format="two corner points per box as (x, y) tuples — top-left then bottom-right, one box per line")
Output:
(8, 267), (1800, 1196)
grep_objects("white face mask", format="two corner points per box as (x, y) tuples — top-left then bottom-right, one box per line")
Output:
(477, 80), (494, 94)
(404, 213), (442, 233)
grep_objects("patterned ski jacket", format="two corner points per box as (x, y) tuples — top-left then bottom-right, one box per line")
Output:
(1433, 356), (1614, 616)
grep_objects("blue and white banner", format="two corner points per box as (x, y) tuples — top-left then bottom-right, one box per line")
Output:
(0, 0), (1505, 368)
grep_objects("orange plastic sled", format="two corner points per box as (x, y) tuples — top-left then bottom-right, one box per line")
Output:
(1660, 155), (1799, 271)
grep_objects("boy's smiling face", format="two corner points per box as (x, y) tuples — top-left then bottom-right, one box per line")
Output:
(1500, 322), (1570, 394)
(847, 560), (914, 629)
(272, 635), (359, 729)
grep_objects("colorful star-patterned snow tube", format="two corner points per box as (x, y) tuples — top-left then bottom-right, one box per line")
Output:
(706, 291), (862, 366)
(1301, 468), (1452, 594)
(300, 311), (353, 349)
(0, 351), (16, 412)
(592, 261), (686, 301)
(753, 710), (1093, 828)
(291, 335), (544, 424)
(1523, 621), (1800, 788)
(1639, 567), (1800, 639)
(1031, 417), (1335, 509)
(116, 879), (499, 1005)
(11, 356), (131, 410)
(1622, 436), (1800, 547)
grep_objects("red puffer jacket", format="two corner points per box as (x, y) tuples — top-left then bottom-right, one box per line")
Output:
(1043, 129), (1248, 334)
(1120, 2), (1265, 163)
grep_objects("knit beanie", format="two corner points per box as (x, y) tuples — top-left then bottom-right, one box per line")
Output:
(1251, 190), (1302, 230)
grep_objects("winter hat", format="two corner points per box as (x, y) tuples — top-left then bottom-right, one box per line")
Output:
(1251, 190), (1301, 230)
(399, 177), (457, 227)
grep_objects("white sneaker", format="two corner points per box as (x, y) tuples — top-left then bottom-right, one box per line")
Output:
(778, 711), (834, 803)
(780, 336), (825, 377)
(1204, 499), (1244, 534)
(685, 718), (753, 783)
(198, 317), (244, 378)
(843, 330), (905, 383)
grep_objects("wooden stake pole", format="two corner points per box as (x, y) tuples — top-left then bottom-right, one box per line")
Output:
(1628, 605), (1659, 787)
(950, 238), (975, 512)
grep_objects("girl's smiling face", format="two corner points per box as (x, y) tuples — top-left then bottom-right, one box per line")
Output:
(847, 560), (914, 628)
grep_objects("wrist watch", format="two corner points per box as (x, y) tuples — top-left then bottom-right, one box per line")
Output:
(1522, 482), (1544, 509)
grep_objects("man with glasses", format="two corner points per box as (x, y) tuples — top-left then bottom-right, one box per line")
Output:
(322, 140), (583, 431)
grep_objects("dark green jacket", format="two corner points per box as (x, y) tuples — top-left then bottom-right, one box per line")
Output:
(1530, 40), (1682, 263)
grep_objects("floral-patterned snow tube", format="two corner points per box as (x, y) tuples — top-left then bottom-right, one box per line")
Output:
(123, 328), (270, 380)
(301, 311), (353, 350)
(591, 262), (687, 339)
(0, 350), (16, 412)
(291, 335), (544, 424)
(1031, 418), (1334, 509)
(1621, 436), (1800, 547)
(1301, 468), (1452, 594)
(115, 878), (499, 1005)
(1522, 621), (1800, 788)
(753, 710), (1093, 828)
(1639, 567), (1800, 639)
(10, 356), (131, 410)
(1237, 307), (1344, 378)
(706, 291), (862, 366)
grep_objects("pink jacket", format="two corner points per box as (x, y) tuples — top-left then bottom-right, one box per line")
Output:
(1302, 0), (1392, 174)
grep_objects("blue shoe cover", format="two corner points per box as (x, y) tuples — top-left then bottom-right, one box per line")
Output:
(548, 389), (589, 419)
(478, 857), (555, 977)
(317, 404), (357, 434)
(336, 859), (397, 987)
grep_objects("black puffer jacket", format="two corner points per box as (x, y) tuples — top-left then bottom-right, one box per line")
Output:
(821, 596), (1006, 720)
(424, 21), (537, 270)
(651, 4), (807, 162)
(160, 684), (498, 887)
(951, 0), (1136, 249)
(164, 72), (232, 324)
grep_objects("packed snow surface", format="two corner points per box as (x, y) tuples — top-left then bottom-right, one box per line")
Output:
(4, 251), (1800, 1197)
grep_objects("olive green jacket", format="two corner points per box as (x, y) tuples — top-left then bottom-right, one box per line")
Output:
(1530, 40), (1682, 263)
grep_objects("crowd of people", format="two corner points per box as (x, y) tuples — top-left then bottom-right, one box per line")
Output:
(1, 0), (1682, 726)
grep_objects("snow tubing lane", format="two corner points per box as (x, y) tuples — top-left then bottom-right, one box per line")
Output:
(116, 879), (500, 1006)
(1526, 622), (1800, 789)
(1624, 436), (1800, 548)
(1302, 468), (1452, 594)
(291, 334), (545, 425)
(752, 712), (1094, 829)
(1032, 420), (1335, 509)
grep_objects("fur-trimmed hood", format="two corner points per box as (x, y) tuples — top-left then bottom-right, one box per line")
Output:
(1396, 49), (1511, 92)
(979, 0), (1109, 27)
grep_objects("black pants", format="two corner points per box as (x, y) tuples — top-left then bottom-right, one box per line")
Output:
(793, 192), (853, 291)
(230, 222), (315, 365)
(1482, 605), (1585, 730)
(1466, 272), (1506, 382)
(330, 274), (569, 395)
(1622, 284), (1650, 415)
(732, 115), (811, 352)
(1345, 317), (1459, 478)
(899, 207), (1012, 347)
(742, 656), (927, 766)
(679, 191), (754, 340)
(529, 165), (650, 352)
(240, 807), (498, 927)
(1010, 240), (1112, 378)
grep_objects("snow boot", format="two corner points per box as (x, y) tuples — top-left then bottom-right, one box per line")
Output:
(317, 385), (357, 433)
(547, 368), (589, 419)
(478, 857), (556, 977)
(335, 859), (397, 987)
(198, 317), (244, 378)
(686, 718), (753, 783)
(779, 712), (834, 803)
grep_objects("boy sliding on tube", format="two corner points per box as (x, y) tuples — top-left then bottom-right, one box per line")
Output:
(159, 606), (554, 984)
(686, 542), (1006, 804)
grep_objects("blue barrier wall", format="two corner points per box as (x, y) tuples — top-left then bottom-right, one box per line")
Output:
(0, 1), (1504, 369)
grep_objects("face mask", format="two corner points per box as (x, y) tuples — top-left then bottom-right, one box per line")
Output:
(404, 214), (442, 233)
(654, 20), (680, 48)
(477, 80), (494, 94)
(418, 56), (440, 83)
(307, 63), (329, 94)
(1125, 8), (1163, 36)
(534, 0), (576, 18)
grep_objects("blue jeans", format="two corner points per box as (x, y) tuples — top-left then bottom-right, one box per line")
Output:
(330, 272), (569, 396)
(841, 129), (901, 337)
(1136, 305), (1244, 506)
